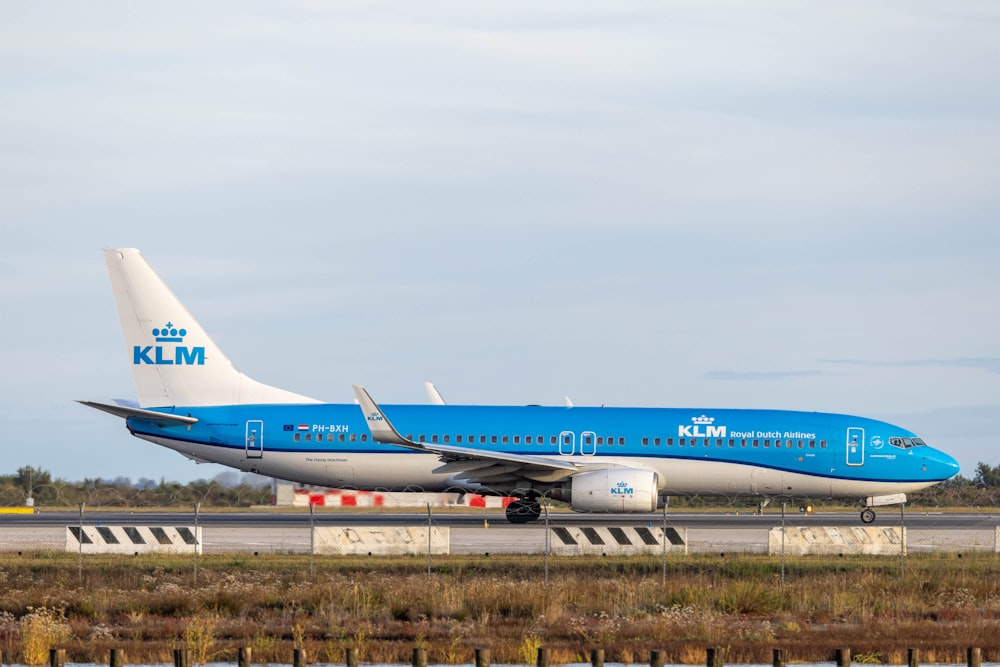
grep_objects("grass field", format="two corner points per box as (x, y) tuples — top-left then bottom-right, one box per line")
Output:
(1, 552), (998, 665)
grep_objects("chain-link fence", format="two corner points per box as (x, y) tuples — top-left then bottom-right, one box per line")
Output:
(1, 504), (998, 570)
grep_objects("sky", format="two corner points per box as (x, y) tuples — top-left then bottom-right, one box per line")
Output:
(1, 1), (999, 487)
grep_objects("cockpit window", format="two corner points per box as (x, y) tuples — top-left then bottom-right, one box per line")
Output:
(889, 437), (928, 449)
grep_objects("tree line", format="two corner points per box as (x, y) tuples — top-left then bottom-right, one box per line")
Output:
(0, 466), (272, 508)
(2, 464), (999, 509)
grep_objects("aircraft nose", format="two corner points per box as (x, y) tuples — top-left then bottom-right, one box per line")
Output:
(927, 449), (960, 481)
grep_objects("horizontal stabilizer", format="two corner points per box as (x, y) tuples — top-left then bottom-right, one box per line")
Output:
(77, 400), (198, 425)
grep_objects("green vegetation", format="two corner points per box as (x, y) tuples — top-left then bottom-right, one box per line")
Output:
(0, 467), (271, 508)
(5, 462), (1000, 510)
(1, 553), (1000, 665)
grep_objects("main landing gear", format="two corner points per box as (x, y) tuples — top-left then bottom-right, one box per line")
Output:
(860, 508), (876, 524)
(506, 498), (541, 524)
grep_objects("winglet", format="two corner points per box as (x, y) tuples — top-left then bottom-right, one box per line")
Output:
(352, 385), (412, 446)
(424, 382), (447, 405)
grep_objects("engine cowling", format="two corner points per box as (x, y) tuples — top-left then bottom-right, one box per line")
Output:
(569, 468), (659, 513)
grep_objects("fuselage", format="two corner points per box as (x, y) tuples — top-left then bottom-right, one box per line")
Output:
(129, 402), (959, 499)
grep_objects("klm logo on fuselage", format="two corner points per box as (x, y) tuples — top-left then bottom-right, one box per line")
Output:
(133, 322), (205, 366)
(678, 415), (726, 438)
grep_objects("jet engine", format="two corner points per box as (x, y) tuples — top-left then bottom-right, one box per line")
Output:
(567, 468), (659, 513)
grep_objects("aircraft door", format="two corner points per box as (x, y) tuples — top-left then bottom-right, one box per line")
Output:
(580, 431), (597, 456)
(846, 427), (864, 466)
(559, 431), (575, 456)
(246, 420), (264, 459)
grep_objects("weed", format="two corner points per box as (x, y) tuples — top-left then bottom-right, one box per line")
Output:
(19, 607), (72, 665)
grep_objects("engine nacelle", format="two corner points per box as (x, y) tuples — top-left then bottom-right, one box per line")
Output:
(569, 468), (659, 513)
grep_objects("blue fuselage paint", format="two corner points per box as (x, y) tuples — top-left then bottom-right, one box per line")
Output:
(127, 403), (959, 495)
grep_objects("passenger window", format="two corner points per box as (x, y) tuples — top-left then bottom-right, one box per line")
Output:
(679, 438), (686, 446)
(642, 437), (649, 446)
(667, 438), (674, 446)
(294, 433), (300, 442)
(716, 439), (723, 447)
(551, 436), (557, 445)
(350, 434), (356, 442)
(419, 435), (426, 443)
(584, 435), (593, 445)
(456, 435), (463, 443)
(444, 435), (450, 443)
(361, 434), (367, 442)
(654, 437), (661, 446)
(305, 434), (312, 442)
(753, 439), (759, 447)
(431, 435), (439, 443)
(526, 435), (532, 444)
(763, 439), (770, 448)
(491, 435), (498, 444)
(502, 435), (509, 444)
(820, 440), (827, 448)
(480, 435), (486, 444)
(619, 437), (625, 446)
(339, 433), (346, 442)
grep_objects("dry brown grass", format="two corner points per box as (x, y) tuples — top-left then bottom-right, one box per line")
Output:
(1, 553), (999, 664)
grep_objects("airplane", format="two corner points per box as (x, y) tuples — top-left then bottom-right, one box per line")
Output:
(81, 248), (960, 524)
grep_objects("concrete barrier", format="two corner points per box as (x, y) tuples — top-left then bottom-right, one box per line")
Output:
(313, 526), (450, 555)
(549, 526), (687, 555)
(768, 526), (905, 555)
(66, 526), (201, 554)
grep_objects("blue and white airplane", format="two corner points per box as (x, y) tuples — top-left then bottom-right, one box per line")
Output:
(82, 248), (960, 524)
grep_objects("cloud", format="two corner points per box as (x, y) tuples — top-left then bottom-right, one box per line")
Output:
(706, 370), (828, 382)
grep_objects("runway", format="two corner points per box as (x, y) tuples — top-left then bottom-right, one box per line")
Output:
(1, 509), (997, 555)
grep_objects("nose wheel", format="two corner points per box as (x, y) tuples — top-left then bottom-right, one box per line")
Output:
(860, 508), (876, 523)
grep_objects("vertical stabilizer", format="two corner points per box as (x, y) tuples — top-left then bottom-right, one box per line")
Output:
(104, 248), (319, 408)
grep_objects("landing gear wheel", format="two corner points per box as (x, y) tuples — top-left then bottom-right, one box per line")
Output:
(860, 508), (876, 524)
(506, 499), (541, 524)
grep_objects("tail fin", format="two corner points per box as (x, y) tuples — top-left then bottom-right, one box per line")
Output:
(104, 248), (319, 408)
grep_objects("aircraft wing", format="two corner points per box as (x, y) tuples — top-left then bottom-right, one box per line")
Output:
(353, 385), (581, 483)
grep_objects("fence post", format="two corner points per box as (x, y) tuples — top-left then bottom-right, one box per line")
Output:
(309, 503), (316, 579)
(537, 646), (550, 667)
(475, 648), (491, 667)
(412, 647), (427, 667)
(49, 649), (66, 667)
(907, 648), (917, 667)
(346, 647), (359, 667)
(238, 647), (252, 667)
(426, 503), (433, 575)
(968, 648), (981, 667)
(110, 648), (125, 667)
(294, 647), (308, 667)
(706, 647), (723, 667)
(650, 649), (665, 667)
(591, 648), (605, 667)
(773, 648), (785, 667)
(173, 648), (191, 667)
(835, 648), (850, 667)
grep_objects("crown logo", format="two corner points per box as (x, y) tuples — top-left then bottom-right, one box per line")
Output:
(152, 322), (187, 343)
(692, 415), (715, 425)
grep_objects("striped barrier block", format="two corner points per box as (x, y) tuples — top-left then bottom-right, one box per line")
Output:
(768, 526), (905, 556)
(65, 526), (202, 554)
(548, 526), (687, 555)
(462, 494), (515, 509)
(313, 526), (450, 555)
(293, 490), (386, 507)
